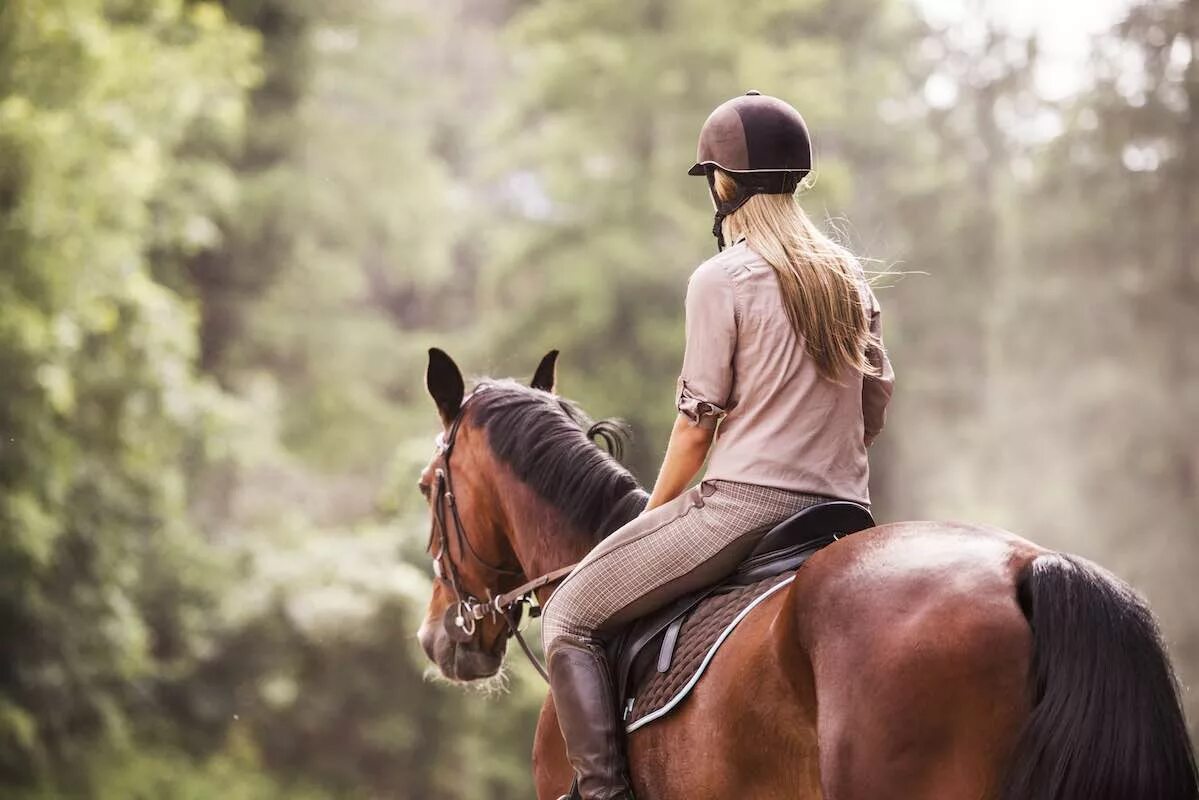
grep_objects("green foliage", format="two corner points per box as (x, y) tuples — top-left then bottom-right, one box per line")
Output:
(74, 738), (326, 800)
(0, 0), (257, 786)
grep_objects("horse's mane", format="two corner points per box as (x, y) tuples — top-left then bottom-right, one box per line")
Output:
(467, 379), (648, 540)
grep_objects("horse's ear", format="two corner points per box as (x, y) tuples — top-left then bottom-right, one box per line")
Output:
(531, 349), (559, 393)
(426, 347), (464, 426)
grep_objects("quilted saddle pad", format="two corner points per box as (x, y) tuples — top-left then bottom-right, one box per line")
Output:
(621, 573), (793, 732)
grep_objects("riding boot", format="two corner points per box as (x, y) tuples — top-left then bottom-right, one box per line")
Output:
(547, 635), (635, 800)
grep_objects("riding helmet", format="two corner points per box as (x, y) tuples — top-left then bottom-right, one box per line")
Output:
(689, 91), (813, 249)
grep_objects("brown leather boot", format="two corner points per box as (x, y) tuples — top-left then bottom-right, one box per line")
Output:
(547, 635), (635, 800)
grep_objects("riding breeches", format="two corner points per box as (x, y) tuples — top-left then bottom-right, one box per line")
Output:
(541, 480), (828, 648)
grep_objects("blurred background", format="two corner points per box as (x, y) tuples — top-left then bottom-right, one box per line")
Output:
(1, 0), (1196, 797)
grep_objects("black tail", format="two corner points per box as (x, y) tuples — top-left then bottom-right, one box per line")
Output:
(1000, 553), (1198, 800)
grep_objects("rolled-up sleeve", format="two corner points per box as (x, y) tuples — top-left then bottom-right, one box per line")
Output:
(862, 288), (894, 446)
(676, 264), (738, 429)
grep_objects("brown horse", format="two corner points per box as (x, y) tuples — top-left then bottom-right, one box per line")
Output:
(414, 348), (1198, 800)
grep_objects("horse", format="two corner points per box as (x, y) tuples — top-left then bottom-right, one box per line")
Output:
(413, 347), (1198, 800)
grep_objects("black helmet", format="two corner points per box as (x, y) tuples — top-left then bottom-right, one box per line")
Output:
(689, 91), (813, 249)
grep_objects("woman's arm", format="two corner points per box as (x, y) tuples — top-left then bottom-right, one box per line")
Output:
(645, 413), (716, 510)
(652, 260), (736, 511)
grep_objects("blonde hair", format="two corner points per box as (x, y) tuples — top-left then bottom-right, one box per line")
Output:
(714, 169), (879, 381)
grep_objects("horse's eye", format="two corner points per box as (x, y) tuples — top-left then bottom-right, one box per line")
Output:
(418, 481), (432, 499)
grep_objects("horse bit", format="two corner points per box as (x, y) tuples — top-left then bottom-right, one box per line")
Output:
(427, 396), (575, 682)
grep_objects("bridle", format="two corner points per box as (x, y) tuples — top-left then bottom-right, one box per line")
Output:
(428, 395), (577, 681)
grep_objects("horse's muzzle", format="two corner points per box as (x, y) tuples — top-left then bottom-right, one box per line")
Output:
(418, 619), (503, 681)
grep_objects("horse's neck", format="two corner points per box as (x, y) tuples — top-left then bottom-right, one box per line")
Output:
(501, 483), (647, 602)
(597, 488), (649, 537)
(500, 490), (593, 583)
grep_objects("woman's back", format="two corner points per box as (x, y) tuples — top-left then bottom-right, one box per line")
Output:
(677, 240), (892, 505)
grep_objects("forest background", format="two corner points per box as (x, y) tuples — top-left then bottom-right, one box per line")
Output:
(1, 0), (1196, 797)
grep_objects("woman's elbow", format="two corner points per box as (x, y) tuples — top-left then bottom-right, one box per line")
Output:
(674, 414), (716, 449)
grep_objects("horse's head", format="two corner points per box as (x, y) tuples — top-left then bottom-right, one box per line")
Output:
(414, 347), (564, 681)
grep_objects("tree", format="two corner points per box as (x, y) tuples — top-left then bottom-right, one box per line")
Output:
(0, 0), (257, 788)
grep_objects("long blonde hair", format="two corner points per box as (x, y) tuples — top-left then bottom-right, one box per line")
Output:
(714, 169), (878, 381)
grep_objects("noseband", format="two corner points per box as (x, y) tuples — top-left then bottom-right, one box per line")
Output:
(428, 395), (577, 681)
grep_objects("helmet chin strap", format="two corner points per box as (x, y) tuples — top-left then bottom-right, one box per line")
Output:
(707, 170), (759, 251)
(706, 169), (802, 251)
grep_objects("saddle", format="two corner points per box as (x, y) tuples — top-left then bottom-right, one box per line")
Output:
(603, 501), (874, 732)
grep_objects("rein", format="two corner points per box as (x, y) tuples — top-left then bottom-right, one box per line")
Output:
(430, 396), (585, 682)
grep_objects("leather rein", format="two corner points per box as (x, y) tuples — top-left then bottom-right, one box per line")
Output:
(428, 397), (576, 682)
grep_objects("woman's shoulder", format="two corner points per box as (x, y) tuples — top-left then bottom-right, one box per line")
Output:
(688, 241), (761, 288)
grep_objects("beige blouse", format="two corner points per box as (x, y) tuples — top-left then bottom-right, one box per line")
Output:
(675, 241), (894, 505)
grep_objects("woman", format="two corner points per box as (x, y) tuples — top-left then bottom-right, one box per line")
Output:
(541, 91), (895, 800)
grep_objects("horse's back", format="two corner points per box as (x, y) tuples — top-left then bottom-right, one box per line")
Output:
(793, 521), (1044, 799)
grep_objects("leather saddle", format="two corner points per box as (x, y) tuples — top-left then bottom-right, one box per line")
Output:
(603, 500), (875, 727)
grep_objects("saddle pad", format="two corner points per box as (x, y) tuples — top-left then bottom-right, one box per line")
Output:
(623, 573), (793, 732)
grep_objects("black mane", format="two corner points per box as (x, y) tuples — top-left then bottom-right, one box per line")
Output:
(467, 380), (648, 539)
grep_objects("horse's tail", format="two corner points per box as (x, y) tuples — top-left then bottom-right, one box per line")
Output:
(999, 553), (1198, 800)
